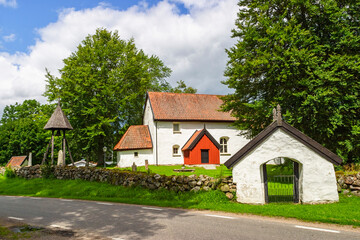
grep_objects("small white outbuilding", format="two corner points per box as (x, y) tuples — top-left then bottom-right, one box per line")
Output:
(225, 106), (342, 204)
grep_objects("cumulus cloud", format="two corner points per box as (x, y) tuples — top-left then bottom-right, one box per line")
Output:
(0, 0), (238, 115)
(0, 0), (17, 8)
(3, 33), (16, 42)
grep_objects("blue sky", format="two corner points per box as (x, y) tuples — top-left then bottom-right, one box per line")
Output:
(0, 0), (237, 114)
(1, 0), (187, 53)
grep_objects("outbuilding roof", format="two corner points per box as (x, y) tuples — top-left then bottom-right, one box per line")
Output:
(182, 128), (221, 151)
(113, 125), (153, 151)
(224, 107), (343, 168)
(44, 102), (73, 130)
(147, 92), (235, 122)
(6, 156), (27, 167)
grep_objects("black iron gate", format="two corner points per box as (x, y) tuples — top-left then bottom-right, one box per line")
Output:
(263, 162), (299, 203)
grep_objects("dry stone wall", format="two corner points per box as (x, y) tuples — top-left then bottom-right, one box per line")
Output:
(14, 165), (236, 198)
(337, 172), (360, 197)
(8, 166), (360, 199)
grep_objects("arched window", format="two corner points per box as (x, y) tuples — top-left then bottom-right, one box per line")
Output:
(173, 145), (181, 157)
(220, 137), (229, 153)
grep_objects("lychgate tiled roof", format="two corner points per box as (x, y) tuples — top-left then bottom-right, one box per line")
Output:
(113, 125), (152, 151)
(225, 118), (343, 168)
(147, 92), (235, 122)
(6, 156), (27, 167)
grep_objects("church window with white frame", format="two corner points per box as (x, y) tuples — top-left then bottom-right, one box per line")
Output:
(220, 137), (229, 153)
(173, 123), (180, 133)
(173, 145), (180, 157)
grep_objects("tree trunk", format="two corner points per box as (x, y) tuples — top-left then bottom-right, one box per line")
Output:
(97, 137), (105, 167)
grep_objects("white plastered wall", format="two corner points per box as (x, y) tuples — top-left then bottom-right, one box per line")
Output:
(116, 149), (153, 168)
(143, 99), (156, 164)
(142, 98), (250, 165)
(232, 129), (339, 204)
(156, 121), (249, 165)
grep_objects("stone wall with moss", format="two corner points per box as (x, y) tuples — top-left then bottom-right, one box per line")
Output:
(14, 165), (237, 198)
(337, 172), (360, 197)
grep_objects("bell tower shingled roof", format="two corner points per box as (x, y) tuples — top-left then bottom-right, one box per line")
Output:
(44, 101), (73, 130)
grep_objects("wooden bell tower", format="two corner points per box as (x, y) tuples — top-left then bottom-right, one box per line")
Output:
(42, 101), (75, 166)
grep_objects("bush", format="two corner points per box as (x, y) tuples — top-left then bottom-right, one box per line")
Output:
(4, 168), (16, 178)
(343, 163), (360, 173)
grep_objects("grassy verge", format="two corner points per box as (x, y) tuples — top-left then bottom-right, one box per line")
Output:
(0, 176), (360, 227)
(0, 225), (33, 240)
(114, 164), (232, 178)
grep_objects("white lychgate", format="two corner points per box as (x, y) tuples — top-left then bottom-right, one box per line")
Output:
(225, 106), (342, 204)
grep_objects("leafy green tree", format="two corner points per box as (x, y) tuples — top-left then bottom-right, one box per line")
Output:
(222, 0), (360, 163)
(0, 100), (53, 165)
(172, 80), (197, 93)
(44, 28), (172, 164)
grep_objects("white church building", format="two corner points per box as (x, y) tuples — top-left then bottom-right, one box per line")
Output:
(114, 92), (249, 167)
(113, 95), (343, 204)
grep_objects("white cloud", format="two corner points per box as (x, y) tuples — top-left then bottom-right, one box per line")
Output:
(0, 0), (238, 115)
(0, 0), (17, 8)
(3, 33), (16, 42)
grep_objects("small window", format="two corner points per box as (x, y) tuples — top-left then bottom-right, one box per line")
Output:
(134, 152), (138, 157)
(173, 123), (180, 133)
(173, 145), (181, 157)
(220, 137), (228, 153)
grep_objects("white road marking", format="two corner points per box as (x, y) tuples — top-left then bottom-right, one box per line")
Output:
(30, 197), (41, 200)
(96, 202), (113, 206)
(60, 199), (73, 202)
(142, 207), (163, 211)
(295, 225), (340, 233)
(8, 217), (24, 221)
(204, 214), (235, 219)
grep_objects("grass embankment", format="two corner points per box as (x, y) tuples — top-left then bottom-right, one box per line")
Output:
(0, 176), (359, 227)
(116, 164), (232, 178)
(0, 225), (29, 239)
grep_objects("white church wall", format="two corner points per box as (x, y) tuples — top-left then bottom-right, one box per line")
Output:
(117, 149), (153, 168)
(143, 98), (156, 164)
(156, 121), (249, 165)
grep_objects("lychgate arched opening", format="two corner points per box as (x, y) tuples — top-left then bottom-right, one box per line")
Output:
(262, 157), (300, 203)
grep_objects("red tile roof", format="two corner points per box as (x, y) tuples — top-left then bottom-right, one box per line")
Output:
(182, 128), (221, 151)
(113, 125), (153, 151)
(147, 92), (236, 122)
(182, 130), (202, 150)
(6, 156), (27, 167)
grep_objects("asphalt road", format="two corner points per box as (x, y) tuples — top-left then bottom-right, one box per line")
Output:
(0, 195), (359, 240)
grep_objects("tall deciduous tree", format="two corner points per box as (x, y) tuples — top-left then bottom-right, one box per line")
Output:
(0, 100), (53, 165)
(172, 80), (197, 94)
(44, 28), (172, 164)
(223, 0), (360, 163)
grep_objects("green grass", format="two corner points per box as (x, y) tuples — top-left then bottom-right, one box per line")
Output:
(0, 176), (360, 227)
(266, 164), (293, 176)
(115, 164), (232, 178)
(0, 225), (32, 239)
